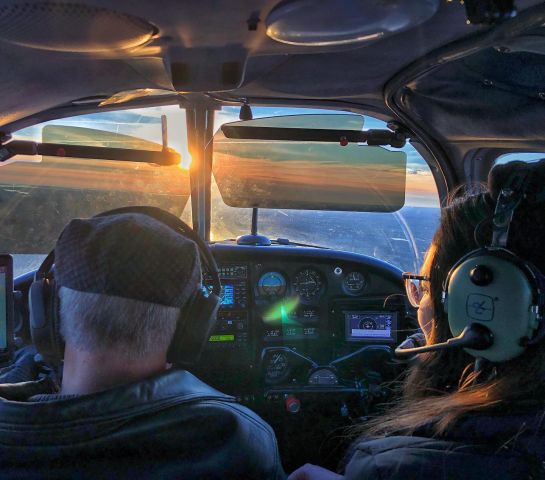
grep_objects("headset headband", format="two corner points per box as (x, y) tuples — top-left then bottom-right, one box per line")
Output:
(491, 168), (530, 248)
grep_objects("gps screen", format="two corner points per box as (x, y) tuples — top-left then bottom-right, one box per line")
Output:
(345, 311), (395, 341)
(220, 283), (234, 306)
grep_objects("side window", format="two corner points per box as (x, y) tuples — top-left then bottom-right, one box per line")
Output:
(495, 152), (545, 165)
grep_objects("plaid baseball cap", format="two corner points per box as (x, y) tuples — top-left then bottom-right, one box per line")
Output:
(55, 213), (201, 308)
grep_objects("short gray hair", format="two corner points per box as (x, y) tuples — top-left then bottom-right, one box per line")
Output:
(58, 286), (180, 359)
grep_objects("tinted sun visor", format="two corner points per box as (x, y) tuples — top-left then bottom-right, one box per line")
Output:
(213, 115), (407, 212)
(226, 114), (365, 130)
(43, 125), (164, 151)
(0, 124), (180, 166)
(0, 124), (183, 166)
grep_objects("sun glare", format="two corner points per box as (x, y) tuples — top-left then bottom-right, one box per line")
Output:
(178, 151), (192, 170)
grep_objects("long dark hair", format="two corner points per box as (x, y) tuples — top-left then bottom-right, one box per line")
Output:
(362, 173), (545, 437)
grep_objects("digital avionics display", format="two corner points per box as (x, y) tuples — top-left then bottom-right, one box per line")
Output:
(345, 311), (395, 341)
(207, 283), (235, 306)
(220, 284), (234, 306)
(264, 325), (318, 340)
(0, 269), (5, 349)
(262, 304), (320, 341)
(209, 334), (235, 342)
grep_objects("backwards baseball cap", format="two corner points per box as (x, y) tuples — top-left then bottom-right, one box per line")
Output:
(55, 213), (201, 308)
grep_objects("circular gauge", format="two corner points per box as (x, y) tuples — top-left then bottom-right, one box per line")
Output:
(359, 318), (377, 330)
(265, 352), (291, 384)
(293, 268), (323, 300)
(308, 368), (338, 386)
(258, 272), (287, 297)
(342, 271), (367, 295)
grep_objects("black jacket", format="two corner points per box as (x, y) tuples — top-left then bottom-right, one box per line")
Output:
(344, 409), (545, 479)
(0, 369), (285, 479)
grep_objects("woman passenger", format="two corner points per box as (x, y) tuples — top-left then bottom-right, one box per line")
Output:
(289, 160), (545, 480)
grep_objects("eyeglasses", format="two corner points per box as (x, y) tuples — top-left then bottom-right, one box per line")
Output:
(402, 272), (430, 308)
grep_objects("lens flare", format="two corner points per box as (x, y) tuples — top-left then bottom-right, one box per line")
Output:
(263, 297), (299, 323)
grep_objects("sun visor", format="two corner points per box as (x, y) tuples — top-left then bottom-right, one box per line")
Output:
(212, 115), (407, 212)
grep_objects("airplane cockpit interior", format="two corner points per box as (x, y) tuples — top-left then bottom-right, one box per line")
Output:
(0, 0), (544, 477)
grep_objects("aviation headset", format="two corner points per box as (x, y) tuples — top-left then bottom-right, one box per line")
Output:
(442, 167), (545, 362)
(28, 206), (222, 368)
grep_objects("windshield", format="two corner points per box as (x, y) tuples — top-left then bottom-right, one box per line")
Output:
(211, 107), (440, 272)
(6, 104), (440, 277)
(8, 105), (191, 276)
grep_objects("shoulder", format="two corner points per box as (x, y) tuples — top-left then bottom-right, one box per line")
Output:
(137, 370), (286, 479)
(344, 435), (538, 480)
(152, 373), (285, 480)
(184, 399), (285, 479)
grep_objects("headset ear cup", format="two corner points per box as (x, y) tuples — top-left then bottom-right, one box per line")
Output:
(49, 283), (64, 363)
(29, 279), (47, 331)
(446, 250), (539, 362)
(29, 278), (64, 367)
(167, 291), (220, 366)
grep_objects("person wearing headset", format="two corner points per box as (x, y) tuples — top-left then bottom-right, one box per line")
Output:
(0, 211), (285, 479)
(290, 159), (545, 480)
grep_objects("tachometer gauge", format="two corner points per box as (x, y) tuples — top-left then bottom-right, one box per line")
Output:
(258, 272), (287, 297)
(293, 268), (323, 301)
(265, 352), (291, 384)
(342, 271), (366, 295)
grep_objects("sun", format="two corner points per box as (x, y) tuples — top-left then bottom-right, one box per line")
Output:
(178, 151), (192, 170)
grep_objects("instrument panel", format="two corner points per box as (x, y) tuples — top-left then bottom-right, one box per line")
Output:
(198, 244), (411, 393)
(205, 263), (396, 350)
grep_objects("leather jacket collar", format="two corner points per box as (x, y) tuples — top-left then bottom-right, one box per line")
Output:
(0, 369), (233, 430)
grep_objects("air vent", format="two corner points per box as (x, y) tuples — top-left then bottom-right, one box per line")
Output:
(0, 2), (157, 52)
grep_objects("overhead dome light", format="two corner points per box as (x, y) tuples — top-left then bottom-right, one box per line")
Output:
(266, 0), (439, 47)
